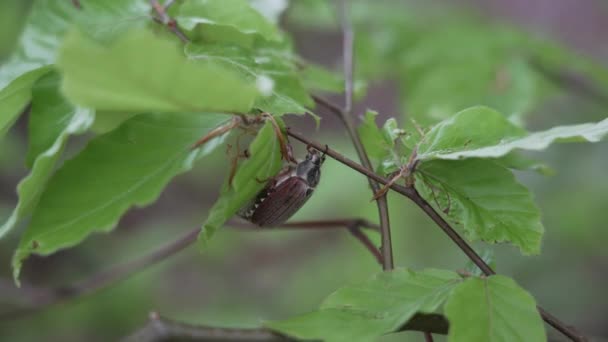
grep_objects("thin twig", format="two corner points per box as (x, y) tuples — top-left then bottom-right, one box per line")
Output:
(347, 226), (384, 265)
(229, 218), (379, 231)
(328, 0), (394, 270)
(0, 228), (199, 321)
(285, 129), (587, 342)
(229, 219), (383, 265)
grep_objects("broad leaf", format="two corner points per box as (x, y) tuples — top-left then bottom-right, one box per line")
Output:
(13, 112), (227, 281)
(0, 67), (52, 138)
(25, 73), (81, 167)
(416, 159), (543, 254)
(494, 152), (554, 176)
(185, 43), (315, 117)
(0, 0), (150, 136)
(417, 106), (527, 161)
(267, 268), (461, 342)
(199, 120), (282, 244)
(423, 117), (608, 161)
(445, 275), (546, 342)
(358, 110), (393, 161)
(178, 0), (282, 42)
(57, 29), (258, 114)
(358, 110), (407, 174)
(0, 73), (95, 240)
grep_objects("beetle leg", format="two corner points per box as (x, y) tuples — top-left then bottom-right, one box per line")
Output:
(320, 144), (329, 162)
(228, 151), (239, 186)
(261, 113), (297, 163)
(191, 116), (242, 150)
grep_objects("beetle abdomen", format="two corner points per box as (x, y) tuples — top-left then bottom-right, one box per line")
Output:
(249, 177), (314, 227)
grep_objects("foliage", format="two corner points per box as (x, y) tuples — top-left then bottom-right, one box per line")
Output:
(0, 0), (607, 341)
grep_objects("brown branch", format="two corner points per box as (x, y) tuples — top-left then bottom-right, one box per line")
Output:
(286, 129), (587, 342)
(282, 218), (379, 231)
(123, 312), (450, 341)
(228, 219), (383, 265)
(318, 0), (394, 271)
(0, 228), (199, 321)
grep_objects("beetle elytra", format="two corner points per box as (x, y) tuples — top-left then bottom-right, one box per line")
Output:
(238, 147), (326, 227)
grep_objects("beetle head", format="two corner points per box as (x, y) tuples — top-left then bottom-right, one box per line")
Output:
(296, 148), (325, 187)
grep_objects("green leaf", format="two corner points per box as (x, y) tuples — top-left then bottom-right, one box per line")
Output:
(178, 0), (281, 41)
(416, 159), (543, 254)
(25, 73), (79, 167)
(0, 0), (150, 136)
(0, 0), (149, 85)
(417, 106), (527, 161)
(423, 116), (608, 161)
(0, 73), (95, 240)
(358, 110), (392, 160)
(445, 275), (546, 342)
(185, 43), (315, 117)
(199, 120), (283, 244)
(12, 112), (227, 282)
(495, 152), (554, 176)
(57, 29), (258, 114)
(267, 268), (461, 342)
(358, 110), (410, 175)
(90, 111), (141, 135)
(0, 67), (52, 139)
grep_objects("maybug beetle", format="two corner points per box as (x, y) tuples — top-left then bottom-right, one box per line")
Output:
(238, 146), (326, 227)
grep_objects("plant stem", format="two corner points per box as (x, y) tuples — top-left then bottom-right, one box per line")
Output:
(321, 0), (394, 271)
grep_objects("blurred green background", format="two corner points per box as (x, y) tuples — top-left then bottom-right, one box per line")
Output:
(1, 0), (607, 341)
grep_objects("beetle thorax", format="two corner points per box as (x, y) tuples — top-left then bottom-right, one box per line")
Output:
(295, 150), (323, 187)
